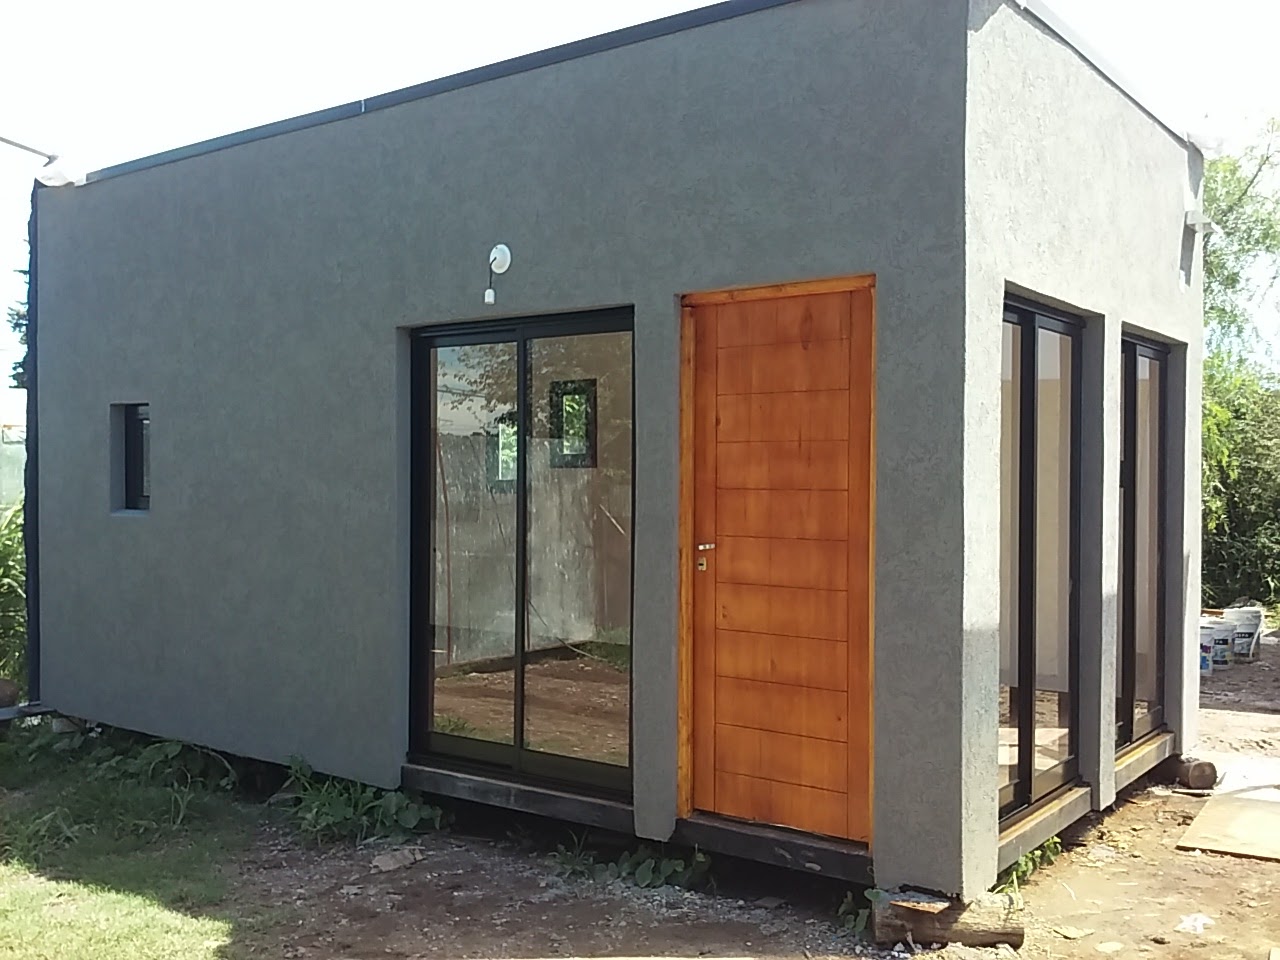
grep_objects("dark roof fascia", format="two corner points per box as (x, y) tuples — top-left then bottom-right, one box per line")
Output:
(85, 0), (797, 184)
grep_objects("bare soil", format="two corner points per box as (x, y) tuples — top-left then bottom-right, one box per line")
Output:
(218, 823), (858, 959)
(103, 639), (1279, 959)
(1011, 635), (1280, 959)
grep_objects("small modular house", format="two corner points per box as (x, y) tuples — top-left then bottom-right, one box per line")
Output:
(29, 0), (1204, 896)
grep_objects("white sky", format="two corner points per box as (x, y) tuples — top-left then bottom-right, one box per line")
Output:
(2, 0), (1278, 380)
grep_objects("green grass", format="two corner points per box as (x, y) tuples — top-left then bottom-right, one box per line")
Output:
(0, 722), (274, 959)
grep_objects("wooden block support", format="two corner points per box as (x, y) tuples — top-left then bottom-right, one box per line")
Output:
(1171, 756), (1219, 790)
(872, 891), (1024, 949)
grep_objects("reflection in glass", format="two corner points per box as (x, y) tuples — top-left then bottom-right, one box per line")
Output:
(1133, 356), (1162, 727)
(525, 334), (632, 766)
(999, 320), (1021, 792)
(1034, 328), (1073, 773)
(430, 342), (518, 744)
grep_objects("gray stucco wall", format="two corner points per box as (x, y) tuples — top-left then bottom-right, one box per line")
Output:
(963, 0), (1204, 894)
(36, 0), (971, 887)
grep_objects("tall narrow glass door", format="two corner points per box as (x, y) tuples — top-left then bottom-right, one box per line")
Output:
(999, 301), (1082, 819)
(1118, 339), (1166, 747)
(428, 341), (519, 752)
(411, 311), (634, 795)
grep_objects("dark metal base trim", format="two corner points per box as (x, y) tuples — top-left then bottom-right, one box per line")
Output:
(1114, 728), (1175, 793)
(0, 702), (54, 723)
(401, 762), (633, 834)
(673, 813), (873, 885)
(997, 783), (1091, 872)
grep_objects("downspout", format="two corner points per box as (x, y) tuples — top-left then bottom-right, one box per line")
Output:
(23, 180), (41, 708)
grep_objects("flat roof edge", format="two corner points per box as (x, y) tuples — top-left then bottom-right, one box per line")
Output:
(84, 0), (797, 185)
(1016, 0), (1203, 154)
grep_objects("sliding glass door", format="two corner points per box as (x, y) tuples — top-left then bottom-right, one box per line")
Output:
(1000, 300), (1082, 819)
(1117, 338), (1166, 747)
(410, 309), (634, 795)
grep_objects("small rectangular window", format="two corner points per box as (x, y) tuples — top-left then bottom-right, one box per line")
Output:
(549, 379), (597, 468)
(485, 410), (518, 489)
(123, 403), (150, 510)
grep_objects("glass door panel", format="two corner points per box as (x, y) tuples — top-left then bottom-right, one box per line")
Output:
(1133, 355), (1163, 733)
(524, 331), (633, 768)
(1118, 341), (1166, 747)
(999, 303), (1081, 819)
(411, 310), (634, 795)
(999, 320), (1022, 805)
(1033, 328), (1074, 781)
(429, 342), (519, 748)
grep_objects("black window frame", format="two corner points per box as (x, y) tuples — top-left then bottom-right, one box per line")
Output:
(408, 307), (636, 799)
(122, 403), (150, 511)
(1117, 336), (1169, 748)
(1000, 298), (1083, 821)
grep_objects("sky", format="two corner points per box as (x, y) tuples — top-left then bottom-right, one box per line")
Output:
(1, 0), (1278, 387)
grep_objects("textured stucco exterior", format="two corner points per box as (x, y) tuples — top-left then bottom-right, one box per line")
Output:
(964, 0), (1204, 891)
(36, 0), (972, 890)
(32, 0), (1203, 897)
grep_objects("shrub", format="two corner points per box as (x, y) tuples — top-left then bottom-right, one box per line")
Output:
(283, 758), (445, 845)
(0, 503), (25, 691)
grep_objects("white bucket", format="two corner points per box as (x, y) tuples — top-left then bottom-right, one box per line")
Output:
(1198, 623), (1216, 676)
(1211, 619), (1235, 666)
(1223, 606), (1265, 662)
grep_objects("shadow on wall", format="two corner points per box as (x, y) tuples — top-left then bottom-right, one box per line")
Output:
(968, 0), (1005, 32)
(1181, 149), (1205, 285)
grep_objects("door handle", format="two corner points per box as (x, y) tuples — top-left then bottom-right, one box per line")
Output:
(695, 543), (714, 572)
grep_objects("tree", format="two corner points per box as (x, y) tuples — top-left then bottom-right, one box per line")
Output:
(6, 268), (27, 391)
(1200, 120), (1280, 604)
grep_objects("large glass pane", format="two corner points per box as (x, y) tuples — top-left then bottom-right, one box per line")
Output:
(525, 331), (633, 766)
(430, 342), (518, 744)
(1133, 356), (1162, 727)
(1034, 328), (1073, 773)
(999, 320), (1021, 794)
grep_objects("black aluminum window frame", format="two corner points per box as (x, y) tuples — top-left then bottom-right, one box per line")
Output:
(122, 403), (150, 511)
(408, 307), (636, 799)
(1000, 298), (1084, 821)
(1118, 336), (1169, 747)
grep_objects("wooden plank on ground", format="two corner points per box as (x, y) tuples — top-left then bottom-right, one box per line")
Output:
(1177, 795), (1280, 861)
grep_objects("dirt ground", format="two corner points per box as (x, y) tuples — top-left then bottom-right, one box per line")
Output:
(220, 823), (856, 959)
(230, 640), (1280, 960)
(1012, 635), (1280, 960)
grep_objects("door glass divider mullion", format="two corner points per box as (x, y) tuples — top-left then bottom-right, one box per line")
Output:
(1016, 312), (1038, 807)
(514, 335), (529, 765)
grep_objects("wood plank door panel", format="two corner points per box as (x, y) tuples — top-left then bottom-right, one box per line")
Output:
(685, 280), (874, 844)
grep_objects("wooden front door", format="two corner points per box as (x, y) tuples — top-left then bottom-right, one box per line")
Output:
(682, 278), (874, 843)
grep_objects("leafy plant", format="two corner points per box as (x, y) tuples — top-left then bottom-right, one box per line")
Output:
(549, 834), (711, 890)
(837, 890), (871, 937)
(0, 805), (87, 863)
(0, 503), (26, 692)
(992, 835), (1062, 894)
(282, 758), (444, 845)
(433, 714), (478, 737)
